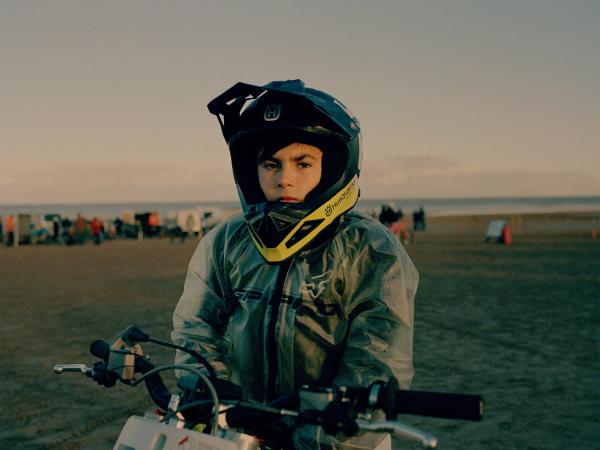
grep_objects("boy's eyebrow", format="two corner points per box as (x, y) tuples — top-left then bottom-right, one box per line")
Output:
(262, 153), (317, 162)
(293, 153), (317, 161)
(262, 155), (280, 163)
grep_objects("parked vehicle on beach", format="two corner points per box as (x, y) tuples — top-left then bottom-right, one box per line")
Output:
(54, 326), (483, 450)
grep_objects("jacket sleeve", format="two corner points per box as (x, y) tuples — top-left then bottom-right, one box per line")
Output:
(334, 226), (418, 390)
(171, 226), (235, 379)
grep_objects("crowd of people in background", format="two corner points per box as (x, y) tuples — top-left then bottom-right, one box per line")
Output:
(1, 205), (426, 248)
(0, 209), (220, 248)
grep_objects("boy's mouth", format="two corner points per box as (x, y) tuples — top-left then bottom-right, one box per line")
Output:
(279, 196), (299, 203)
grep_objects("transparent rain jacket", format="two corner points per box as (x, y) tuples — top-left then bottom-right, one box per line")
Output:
(172, 211), (418, 402)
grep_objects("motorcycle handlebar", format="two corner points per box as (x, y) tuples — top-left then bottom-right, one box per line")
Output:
(393, 390), (483, 421)
(82, 335), (483, 428)
(225, 385), (483, 430)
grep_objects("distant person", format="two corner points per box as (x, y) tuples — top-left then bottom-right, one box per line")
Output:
(135, 220), (143, 241)
(52, 217), (61, 243)
(380, 204), (411, 244)
(74, 214), (87, 245)
(6, 214), (15, 247)
(90, 217), (103, 245)
(412, 206), (426, 231)
(390, 218), (411, 245)
(378, 203), (398, 226)
(167, 217), (186, 244)
(113, 217), (124, 238)
(185, 212), (196, 238)
(148, 211), (160, 237)
(62, 217), (75, 245)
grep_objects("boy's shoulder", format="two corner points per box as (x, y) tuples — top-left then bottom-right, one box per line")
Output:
(340, 210), (394, 237)
(336, 210), (403, 253)
(202, 211), (247, 244)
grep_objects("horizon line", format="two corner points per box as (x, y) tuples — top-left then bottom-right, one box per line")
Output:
(2, 194), (600, 207)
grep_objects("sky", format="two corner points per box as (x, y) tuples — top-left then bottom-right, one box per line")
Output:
(1, 0), (599, 204)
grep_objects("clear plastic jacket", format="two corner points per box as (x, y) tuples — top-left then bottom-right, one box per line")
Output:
(172, 211), (418, 402)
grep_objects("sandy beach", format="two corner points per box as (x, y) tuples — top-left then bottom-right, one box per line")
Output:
(1, 212), (598, 449)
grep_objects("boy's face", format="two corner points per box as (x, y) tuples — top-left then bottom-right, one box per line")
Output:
(257, 143), (323, 203)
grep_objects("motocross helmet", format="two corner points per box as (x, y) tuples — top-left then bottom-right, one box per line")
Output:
(208, 80), (362, 262)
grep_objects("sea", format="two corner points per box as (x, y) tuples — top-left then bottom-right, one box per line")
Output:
(1, 196), (600, 220)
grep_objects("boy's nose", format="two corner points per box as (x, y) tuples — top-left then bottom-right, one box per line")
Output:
(277, 165), (295, 187)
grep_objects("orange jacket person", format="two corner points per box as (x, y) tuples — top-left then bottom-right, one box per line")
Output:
(6, 214), (15, 246)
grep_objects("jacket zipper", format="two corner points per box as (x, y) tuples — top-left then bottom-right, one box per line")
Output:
(266, 259), (292, 401)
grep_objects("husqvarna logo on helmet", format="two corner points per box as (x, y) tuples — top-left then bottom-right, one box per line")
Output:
(264, 104), (281, 121)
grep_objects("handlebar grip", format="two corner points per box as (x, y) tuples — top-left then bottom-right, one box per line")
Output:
(395, 390), (483, 421)
(90, 340), (110, 360)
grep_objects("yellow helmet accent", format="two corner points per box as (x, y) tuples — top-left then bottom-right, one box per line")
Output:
(250, 176), (359, 262)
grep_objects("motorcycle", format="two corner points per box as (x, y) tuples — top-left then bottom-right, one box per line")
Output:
(54, 325), (483, 449)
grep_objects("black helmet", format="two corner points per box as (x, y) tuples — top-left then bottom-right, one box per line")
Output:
(208, 79), (362, 262)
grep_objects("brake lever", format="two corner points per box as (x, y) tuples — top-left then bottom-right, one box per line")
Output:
(53, 364), (93, 377)
(356, 419), (438, 448)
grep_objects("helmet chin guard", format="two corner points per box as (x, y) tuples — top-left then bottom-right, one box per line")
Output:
(208, 80), (362, 262)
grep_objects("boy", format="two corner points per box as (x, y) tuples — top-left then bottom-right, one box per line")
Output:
(172, 80), (418, 448)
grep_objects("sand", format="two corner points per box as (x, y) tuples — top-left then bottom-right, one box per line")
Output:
(0, 214), (598, 449)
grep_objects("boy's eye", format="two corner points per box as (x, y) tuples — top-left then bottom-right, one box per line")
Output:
(298, 162), (312, 168)
(263, 161), (279, 170)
